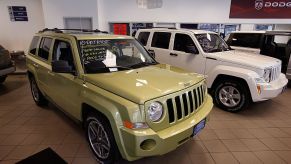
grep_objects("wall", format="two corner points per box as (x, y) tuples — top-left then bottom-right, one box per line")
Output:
(42, 0), (98, 29)
(0, 0), (44, 51)
(97, 0), (291, 31)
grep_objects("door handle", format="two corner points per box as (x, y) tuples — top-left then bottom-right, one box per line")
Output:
(170, 53), (178, 56)
(33, 63), (39, 68)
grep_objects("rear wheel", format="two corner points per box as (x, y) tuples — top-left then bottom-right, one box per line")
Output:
(29, 77), (48, 106)
(212, 79), (250, 112)
(85, 113), (119, 163)
(0, 76), (7, 83)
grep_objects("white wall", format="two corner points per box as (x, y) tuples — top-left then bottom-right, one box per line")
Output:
(97, 0), (291, 31)
(42, 0), (98, 29)
(275, 24), (291, 30)
(0, 0), (44, 51)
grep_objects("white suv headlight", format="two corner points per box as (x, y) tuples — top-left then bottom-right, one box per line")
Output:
(263, 68), (271, 82)
(148, 102), (163, 122)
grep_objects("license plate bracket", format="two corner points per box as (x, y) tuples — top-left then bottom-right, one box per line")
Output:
(193, 119), (206, 136)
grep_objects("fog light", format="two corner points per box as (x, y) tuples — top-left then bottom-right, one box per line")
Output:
(140, 139), (156, 150)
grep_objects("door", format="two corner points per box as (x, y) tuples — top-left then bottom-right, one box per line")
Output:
(47, 39), (83, 118)
(35, 37), (53, 95)
(148, 31), (172, 64)
(171, 32), (206, 74)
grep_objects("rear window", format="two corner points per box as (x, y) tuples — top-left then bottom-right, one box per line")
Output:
(151, 32), (171, 49)
(137, 32), (150, 46)
(229, 33), (263, 48)
(38, 37), (52, 60)
(29, 36), (40, 55)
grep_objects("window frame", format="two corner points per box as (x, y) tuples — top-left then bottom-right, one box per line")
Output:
(37, 37), (53, 62)
(52, 38), (77, 72)
(29, 36), (40, 56)
(173, 33), (199, 54)
(137, 32), (150, 46)
(151, 32), (171, 49)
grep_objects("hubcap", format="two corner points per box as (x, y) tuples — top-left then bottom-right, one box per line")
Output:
(88, 120), (110, 159)
(31, 80), (39, 101)
(218, 86), (241, 107)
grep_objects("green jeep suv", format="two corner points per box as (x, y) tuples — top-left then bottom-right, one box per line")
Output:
(26, 28), (213, 163)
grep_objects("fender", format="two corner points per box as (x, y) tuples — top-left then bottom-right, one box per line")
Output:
(206, 65), (260, 100)
(80, 81), (144, 160)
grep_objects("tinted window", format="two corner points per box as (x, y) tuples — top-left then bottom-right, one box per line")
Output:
(137, 32), (150, 46)
(230, 33), (262, 48)
(151, 32), (171, 49)
(29, 36), (40, 55)
(174, 33), (198, 54)
(38, 37), (52, 60)
(53, 40), (75, 70)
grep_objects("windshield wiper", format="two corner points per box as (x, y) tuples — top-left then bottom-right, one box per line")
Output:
(129, 62), (158, 68)
(106, 66), (132, 70)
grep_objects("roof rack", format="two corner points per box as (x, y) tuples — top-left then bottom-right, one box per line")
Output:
(151, 27), (177, 30)
(39, 28), (109, 34)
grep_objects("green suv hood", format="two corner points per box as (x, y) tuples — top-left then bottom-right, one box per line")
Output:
(85, 64), (205, 104)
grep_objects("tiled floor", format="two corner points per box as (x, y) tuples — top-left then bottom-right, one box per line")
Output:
(1, 75), (291, 164)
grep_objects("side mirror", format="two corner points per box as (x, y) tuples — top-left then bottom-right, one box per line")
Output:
(52, 60), (74, 73)
(186, 45), (199, 54)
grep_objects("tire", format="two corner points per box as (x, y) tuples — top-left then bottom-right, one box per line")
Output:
(29, 76), (48, 106)
(212, 79), (250, 112)
(0, 76), (7, 84)
(85, 113), (120, 164)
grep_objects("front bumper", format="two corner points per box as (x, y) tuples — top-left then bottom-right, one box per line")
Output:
(119, 95), (213, 161)
(0, 66), (15, 76)
(252, 73), (288, 102)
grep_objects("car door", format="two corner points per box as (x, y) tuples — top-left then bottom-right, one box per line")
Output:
(170, 32), (206, 74)
(35, 37), (53, 96)
(47, 38), (83, 118)
(147, 31), (173, 65)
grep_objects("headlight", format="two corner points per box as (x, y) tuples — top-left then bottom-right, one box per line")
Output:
(148, 102), (163, 122)
(263, 68), (271, 82)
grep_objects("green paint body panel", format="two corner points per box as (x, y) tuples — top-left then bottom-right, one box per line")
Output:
(26, 31), (213, 161)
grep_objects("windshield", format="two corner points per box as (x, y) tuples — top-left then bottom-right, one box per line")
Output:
(78, 39), (157, 73)
(195, 33), (231, 53)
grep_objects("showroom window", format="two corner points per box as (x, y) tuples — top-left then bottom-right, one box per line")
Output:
(137, 32), (150, 46)
(174, 33), (198, 54)
(151, 32), (171, 49)
(231, 33), (263, 48)
(38, 37), (52, 60)
(29, 36), (40, 55)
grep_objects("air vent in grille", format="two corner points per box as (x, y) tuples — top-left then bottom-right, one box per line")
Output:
(166, 85), (205, 123)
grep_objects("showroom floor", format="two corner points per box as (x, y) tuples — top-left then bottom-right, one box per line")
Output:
(0, 75), (291, 164)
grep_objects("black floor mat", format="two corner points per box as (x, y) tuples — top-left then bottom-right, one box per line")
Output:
(16, 147), (67, 164)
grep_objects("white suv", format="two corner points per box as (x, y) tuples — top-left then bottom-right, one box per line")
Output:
(135, 28), (288, 112)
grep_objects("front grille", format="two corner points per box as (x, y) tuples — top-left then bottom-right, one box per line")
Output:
(270, 65), (281, 82)
(166, 85), (206, 124)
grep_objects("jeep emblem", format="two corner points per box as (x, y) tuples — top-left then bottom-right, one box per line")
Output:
(255, 0), (264, 10)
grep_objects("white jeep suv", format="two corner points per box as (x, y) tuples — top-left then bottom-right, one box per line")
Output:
(135, 28), (288, 112)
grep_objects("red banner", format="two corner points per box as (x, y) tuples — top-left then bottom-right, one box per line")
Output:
(113, 24), (128, 35)
(229, 0), (291, 18)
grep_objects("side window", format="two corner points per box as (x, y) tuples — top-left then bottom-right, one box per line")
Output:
(38, 37), (52, 60)
(174, 33), (198, 54)
(29, 36), (40, 55)
(53, 40), (75, 70)
(137, 32), (150, 46)
(151, 32), (171, 49)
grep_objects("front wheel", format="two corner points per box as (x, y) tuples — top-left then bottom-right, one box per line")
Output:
(29, 77), (48, 106)
(85, 113), (119, 163)
(212, 79), (250, 112)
